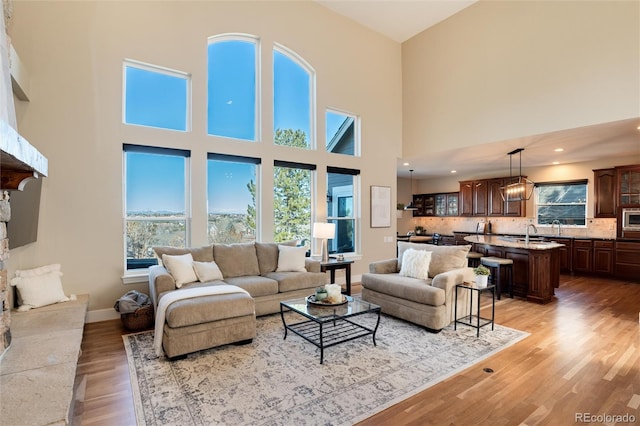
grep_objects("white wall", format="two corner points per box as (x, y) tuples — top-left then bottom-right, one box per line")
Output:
(8, 1), (402, 313)
(402, 0), (639, 157)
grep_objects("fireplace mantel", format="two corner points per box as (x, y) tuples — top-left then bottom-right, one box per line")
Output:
(0, 119), (47, 191)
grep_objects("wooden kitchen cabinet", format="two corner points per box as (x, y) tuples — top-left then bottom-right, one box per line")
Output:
(459, 181), (473, 216)
(473, 181), (488, 216)
(593, 168), (616, 218)
(615, 241), (640, 279)
(572, 239), (593, 273)
(488, 179), (504, 216)
(593, 240), (614, 275)
(460, 177), (524, 217)
(617, 165), (640, 206)
(547, 237), (572, 272)
(413, 192), (458, 217)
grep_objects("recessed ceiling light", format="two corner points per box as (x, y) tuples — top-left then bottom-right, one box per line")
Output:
(552, 161), (560, 165)
(402, 162), (409, 166)
(554, 148), (564, 152)
(450, 170), (457, 174)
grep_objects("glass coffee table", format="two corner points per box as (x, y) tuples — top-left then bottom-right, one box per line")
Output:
(280, 296), (381, 364)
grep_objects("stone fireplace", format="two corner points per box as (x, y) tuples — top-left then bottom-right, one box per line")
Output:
(0, 0), (47, 359)
(0, 193), (10, 359)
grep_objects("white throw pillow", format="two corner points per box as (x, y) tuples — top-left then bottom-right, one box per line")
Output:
(10, 264), (69, 311)
(399, 249), (432, 280)
(276, 245), (307, 272)
(193, 261), (224, 282)
(162, 253), (198, 288)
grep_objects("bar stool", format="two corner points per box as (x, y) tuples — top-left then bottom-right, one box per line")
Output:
(480, 256), (514, 300)
(467, 251), (483, 268)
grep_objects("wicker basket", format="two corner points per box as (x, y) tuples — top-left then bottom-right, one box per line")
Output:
(121, 304), (154, 331)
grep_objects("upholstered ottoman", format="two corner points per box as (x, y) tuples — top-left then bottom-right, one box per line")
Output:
(161, 291), (256, 359)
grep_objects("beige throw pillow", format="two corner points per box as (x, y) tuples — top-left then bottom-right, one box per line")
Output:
(276, 245), (307, 272)
(162, 253), (198, 288)
(193, 261), (224, 282)
(399, 249), (432, 280)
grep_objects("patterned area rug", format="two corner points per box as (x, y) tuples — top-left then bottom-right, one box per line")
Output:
(124, 311), (528, 426)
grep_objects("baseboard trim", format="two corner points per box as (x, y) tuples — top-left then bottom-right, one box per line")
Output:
(86, 308), (120, 323)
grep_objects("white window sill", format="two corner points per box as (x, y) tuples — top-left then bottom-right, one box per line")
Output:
(121, 271), (149, 285)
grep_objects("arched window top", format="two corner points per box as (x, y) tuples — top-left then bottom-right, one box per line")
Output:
(207, 34), (260, 141)
(273, 43), (315, 150)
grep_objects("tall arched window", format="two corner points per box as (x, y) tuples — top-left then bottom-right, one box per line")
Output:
(273, 45), (315, 149)
(207, 34), (259, 141)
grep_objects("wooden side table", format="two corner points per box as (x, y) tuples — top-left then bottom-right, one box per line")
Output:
(320, 259), (354, 295)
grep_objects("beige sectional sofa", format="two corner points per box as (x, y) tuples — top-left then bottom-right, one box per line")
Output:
(361, 242), (475, 332)
(149, 242), (327, 358)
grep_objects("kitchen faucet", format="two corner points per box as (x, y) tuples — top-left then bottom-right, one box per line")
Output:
(525, 223), (538, 243)
(551, 219), (561, 236)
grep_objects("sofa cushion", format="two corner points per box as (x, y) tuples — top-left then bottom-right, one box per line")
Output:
(399, 249), (432, 280)
(255, 241), (297, 275)
(427, 245), (470, 277)
(361, 273), (444, 306)
(264, 271), (327, 293)
(397, 242), (471, 277)
(276, 245), (307, 272)
(162, 253), (198, 288)
(165, 290), (255, 328)
(154, 245), (214, 263)
(222, 275), (278, 297)
(213, 243), (260, 278)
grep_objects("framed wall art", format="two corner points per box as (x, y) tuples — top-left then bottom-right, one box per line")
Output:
(370, 185), (391, 228)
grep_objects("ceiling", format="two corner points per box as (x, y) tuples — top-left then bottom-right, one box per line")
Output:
(316, 0), (477, 43)
(397, 118), (640, 179)
(314, 1), (640, 180)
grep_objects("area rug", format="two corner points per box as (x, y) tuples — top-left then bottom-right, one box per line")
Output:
(124, 312), (528, 426)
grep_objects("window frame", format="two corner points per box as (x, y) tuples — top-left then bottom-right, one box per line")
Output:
(534, 179), (588, 228)
(206, 153), (261, 244)
(327, 166), (360, 255)
(273, 43), (316, 150)
(325, 108), (360, 157)
(273, 160), (316, 246)
(123, 144), (191, 274)
(122, 59), (191, 132)
(207, 33), (261, 142)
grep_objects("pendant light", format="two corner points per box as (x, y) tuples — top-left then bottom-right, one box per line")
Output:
(499, 148), (534, 201)
(404, 169), (419, 210)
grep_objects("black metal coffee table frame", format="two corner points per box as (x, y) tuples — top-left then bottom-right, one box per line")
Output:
(280, 296), (381, 364)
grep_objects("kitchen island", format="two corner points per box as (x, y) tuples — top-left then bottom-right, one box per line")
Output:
(464, 235), (564, 304)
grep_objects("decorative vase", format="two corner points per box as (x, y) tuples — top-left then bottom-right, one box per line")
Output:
(315, 288), (328, 301)
(475, 275), (489, 288)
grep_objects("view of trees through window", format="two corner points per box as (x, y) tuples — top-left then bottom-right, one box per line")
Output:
(207, 157), (258, 244)
(124, 37), (359, 272)
(273, 130), (312, 246)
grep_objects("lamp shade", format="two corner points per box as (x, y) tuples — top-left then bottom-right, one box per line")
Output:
(313, 222), (336, 239)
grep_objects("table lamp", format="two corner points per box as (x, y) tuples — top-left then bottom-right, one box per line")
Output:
(313, 222), (336, 262)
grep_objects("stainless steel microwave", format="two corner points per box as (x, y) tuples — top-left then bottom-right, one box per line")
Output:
(622, 208), (640, 230)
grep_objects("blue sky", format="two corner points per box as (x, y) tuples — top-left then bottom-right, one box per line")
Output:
(125, 42), (344, 215)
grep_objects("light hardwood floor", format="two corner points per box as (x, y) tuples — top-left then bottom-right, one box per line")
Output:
(73, 275), (640, 425)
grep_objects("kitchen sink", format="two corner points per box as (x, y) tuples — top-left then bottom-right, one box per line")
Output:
(499, 236), (548, 243)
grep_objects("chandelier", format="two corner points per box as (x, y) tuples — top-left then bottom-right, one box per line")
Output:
(499, 148), (534, 201)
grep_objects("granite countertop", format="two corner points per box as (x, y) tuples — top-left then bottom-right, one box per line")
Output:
(464, 234), (565, 250)
(454, 231), (616, 241)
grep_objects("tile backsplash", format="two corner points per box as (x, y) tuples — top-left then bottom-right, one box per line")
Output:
(400, 216), (617, 239)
